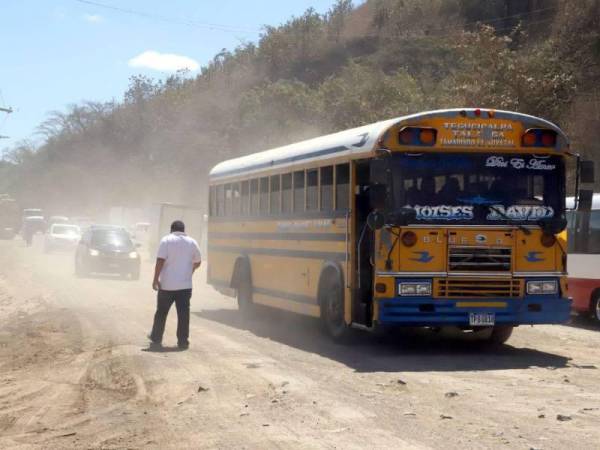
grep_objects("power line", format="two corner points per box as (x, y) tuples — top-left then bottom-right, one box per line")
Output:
(73, 0), (260, 34)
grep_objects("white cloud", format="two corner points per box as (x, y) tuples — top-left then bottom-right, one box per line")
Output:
(128, 50), (200, 73)
(83, 14), (103, 23)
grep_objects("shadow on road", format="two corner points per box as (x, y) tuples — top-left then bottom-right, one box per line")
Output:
(141, 345), (184, 353)
(194, 307), (570, 373)
(566, 314), (600, 332)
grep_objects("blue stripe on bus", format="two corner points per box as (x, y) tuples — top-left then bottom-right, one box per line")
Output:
(208, 245), (346, 261)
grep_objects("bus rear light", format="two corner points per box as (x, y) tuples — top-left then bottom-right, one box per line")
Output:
(540, 233), (556, 248)
(398, 127), (437, 147)
(541, 131), (556, 147)
(401, 231), (417, 247)
(522, 129), (557, 148)
(419, 129), (436, 145)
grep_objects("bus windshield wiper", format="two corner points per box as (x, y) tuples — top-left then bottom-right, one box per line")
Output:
(488, 205), (531, 235)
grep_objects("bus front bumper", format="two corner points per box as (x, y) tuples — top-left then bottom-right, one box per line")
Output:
(377, 296), (571, 326)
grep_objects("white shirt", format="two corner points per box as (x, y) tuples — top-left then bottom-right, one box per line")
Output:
(156, 232), (202, 291)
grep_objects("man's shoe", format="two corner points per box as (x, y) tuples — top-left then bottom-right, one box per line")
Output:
(178, 341), (189, 350)
(147, 334), (162, 346)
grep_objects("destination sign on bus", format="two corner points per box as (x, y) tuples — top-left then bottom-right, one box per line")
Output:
(438, 121), (518, 148)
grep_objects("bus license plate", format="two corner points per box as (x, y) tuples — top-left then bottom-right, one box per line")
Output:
(469, 312), (495, 326)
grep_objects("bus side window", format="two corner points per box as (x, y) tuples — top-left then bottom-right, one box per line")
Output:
(294, 171), (305, 212)
(224, 184), (232, 216)
(270, 175), (281, 215)
(250, 179), (259, 215)
(232, 182), (241, 216)
(241, 180), (250, 216)
(321, 166), (333, 211)
(335, 164), (349, 210)
(216, 185), (225, 217)
(307, 169), (318, 211)
(260, 177), (269, 215)
(282, 173), (292, 213)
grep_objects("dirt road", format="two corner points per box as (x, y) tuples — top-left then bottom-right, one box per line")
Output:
(1, 238), (599, 449)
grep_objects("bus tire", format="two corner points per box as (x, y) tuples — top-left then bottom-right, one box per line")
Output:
(590, 291), (600, 324)
(319, 269), (350, 341)
(486, 325), (514, 347)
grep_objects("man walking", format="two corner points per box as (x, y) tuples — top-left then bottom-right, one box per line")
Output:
(149, 220), (201, 350)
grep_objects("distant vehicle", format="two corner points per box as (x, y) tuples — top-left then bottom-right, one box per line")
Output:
(75, 225), (141, 279)
(71, 216), (94, 230)
(0, 195), (20, 239)
(22, 208), (43, 219)
(22, 216), (46, 246)
(567, 193), (600, 323)
(47, 215), (70, 230)
(44, 224), (81, 253)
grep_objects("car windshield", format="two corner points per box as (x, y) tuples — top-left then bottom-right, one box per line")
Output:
(52, 225), (80, 235)
(389, 153), (564, 225)
(91, 229), (132, 247)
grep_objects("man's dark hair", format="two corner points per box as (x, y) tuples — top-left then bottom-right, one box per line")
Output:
(171, 220), (185, 232)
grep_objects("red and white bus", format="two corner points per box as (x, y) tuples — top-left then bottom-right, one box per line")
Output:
(567, 193), (600, 323)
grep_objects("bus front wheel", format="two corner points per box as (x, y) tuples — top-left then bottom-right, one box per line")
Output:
(320, 275), (350, 341)
(485, 325), (514, 347)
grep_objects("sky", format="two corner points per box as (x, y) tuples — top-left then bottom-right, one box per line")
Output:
(0, 0), (342, 146)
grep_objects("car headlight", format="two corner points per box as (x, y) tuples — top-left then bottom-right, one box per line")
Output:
(527, 280), (557, 295)
(89, 249), (100, 256)
(128, 251), (139, 259)
(399, 281), (432, 296)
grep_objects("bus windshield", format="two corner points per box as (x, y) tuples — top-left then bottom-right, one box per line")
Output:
(390, 153), (564, 225)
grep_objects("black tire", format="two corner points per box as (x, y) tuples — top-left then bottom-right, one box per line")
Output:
(486, 325), (514, 347)
(591, 294), (600, 324)
(320, 274), (351, 341)
(236, 265), (254, 318)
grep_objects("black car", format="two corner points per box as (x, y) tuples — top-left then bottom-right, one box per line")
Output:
(75, 226), (141, 279)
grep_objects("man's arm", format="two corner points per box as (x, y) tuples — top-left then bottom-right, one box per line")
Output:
(192, 260), (201, 273)
(153, 258), (165, 291)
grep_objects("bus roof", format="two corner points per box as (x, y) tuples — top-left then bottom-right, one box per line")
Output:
(566, 193), (600, 210)
(209, 108), (567, 181)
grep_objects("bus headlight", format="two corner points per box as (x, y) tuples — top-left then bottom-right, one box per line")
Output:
(89, 249), (100, 257)
(527, 280), (558, 295)
(399, 281), (432, 296)
(128, 251), (139, 259)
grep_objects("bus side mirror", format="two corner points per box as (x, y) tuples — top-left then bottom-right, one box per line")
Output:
(580, 160), (595, 184)
(578, 189), (593, 212)
(369, 183), (387, 210)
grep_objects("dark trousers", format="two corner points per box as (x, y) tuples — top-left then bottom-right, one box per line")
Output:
(150, 289), (192, 345)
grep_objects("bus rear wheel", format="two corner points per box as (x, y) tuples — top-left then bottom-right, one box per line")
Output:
(321, 275), (350, 341)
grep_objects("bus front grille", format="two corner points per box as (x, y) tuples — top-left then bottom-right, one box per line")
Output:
(448, 246), (512, 272)
(436, 278), (522, 298)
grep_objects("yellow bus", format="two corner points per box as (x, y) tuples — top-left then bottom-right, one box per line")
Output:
(207, 108), (594, 344)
